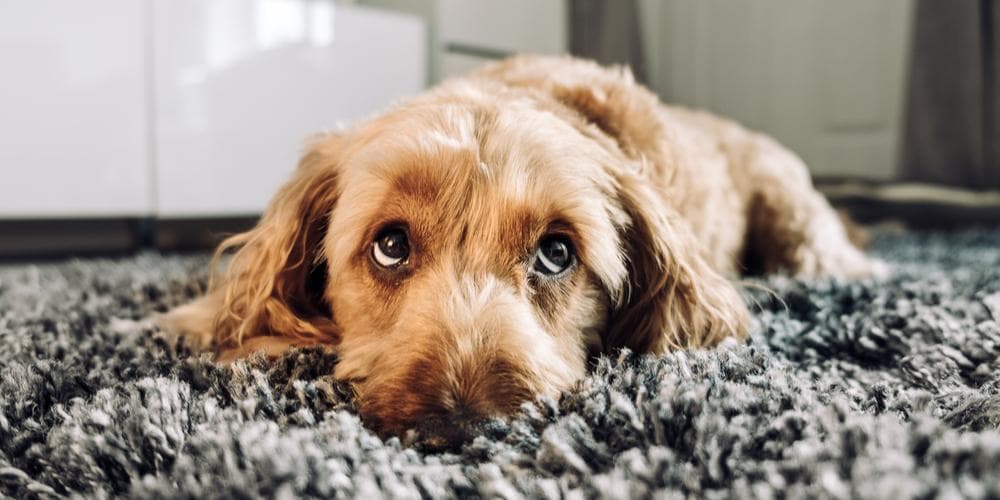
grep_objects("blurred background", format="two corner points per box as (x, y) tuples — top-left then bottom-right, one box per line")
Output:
(1, 0), (997, 259)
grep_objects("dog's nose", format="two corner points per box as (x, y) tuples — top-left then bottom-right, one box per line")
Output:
(410, 406), (487, 451)
(360, 396), (492, 449)
(358, 352), (534, 448)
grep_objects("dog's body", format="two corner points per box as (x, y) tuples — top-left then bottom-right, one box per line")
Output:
(161, 56), (879, 439)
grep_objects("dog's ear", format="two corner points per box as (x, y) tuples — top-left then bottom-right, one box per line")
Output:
(481, 57), (748, 352)
(482, 56), (665, 160)
(548, 73), (662, 160)
(211, 136), (344, 350)
(160, 135), (343, 355)
(604, 170), (750, 353)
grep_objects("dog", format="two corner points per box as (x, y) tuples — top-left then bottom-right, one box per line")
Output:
(160, 55), (880, 441)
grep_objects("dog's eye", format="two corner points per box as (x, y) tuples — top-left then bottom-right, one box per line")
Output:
(372, 228), (410, 267)
(533, 235), (574, 276)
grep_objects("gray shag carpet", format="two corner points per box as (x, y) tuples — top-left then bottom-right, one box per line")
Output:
(2, 229), (1000, 499)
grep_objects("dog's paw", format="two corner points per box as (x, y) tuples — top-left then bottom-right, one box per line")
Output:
(865, 258), (892, 281)
(109, 316), (157, 336)
(153, 303), (217, 352)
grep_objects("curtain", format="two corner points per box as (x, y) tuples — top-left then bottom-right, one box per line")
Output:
(568, 0), (647, 83)
(899, 0), (1000, 189)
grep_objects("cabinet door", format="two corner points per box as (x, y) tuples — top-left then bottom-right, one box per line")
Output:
(438, 0), (566, 55)
(152, 0), (426, 217)
(0, 1), (149, 217)
(646, 0), (913, 180)
(437, 0), (566, 81)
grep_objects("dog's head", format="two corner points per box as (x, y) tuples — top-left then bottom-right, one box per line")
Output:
(181, 76), (747, 442)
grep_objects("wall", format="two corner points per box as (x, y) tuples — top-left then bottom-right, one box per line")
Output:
(639, 0), (915, 181)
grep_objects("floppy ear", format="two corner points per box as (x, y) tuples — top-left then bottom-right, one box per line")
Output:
(159, 135), (343, 357)
(537, 66), (749, 352)
(604, 171), (750, 354)
(480, 56), (666, 160)
(484, 57), (749, 352)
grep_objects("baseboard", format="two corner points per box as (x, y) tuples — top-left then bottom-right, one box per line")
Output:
(2, 182), (998, 260)
(153, 217), (259, 252)
(0, 219), (144, 261)
(817, 181), (1000, 228)
(0, 217), (259, 261)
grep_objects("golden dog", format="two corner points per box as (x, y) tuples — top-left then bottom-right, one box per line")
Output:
(161, 55), (879, 440)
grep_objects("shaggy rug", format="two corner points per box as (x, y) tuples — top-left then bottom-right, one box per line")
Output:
(1, 229), (999, 499)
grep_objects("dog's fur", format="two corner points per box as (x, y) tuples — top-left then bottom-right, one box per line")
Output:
(160, 56), (879, 437)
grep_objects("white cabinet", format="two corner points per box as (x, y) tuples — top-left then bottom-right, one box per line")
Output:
(437, 0), (565, 55)
(438, 0), (565, 81)
(0, 1), (426, 219)
(360, 0), (566, 83)
(151, 0), (426, 217)
(0, 1), (150, 217)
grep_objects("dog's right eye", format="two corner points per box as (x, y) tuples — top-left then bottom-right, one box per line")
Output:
(533, 235), (575, 276)
(372, 228), (410, 268)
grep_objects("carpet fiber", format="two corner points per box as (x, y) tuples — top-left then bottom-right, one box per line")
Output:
(1, 229), (999, 498)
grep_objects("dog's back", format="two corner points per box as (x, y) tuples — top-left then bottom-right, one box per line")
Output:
(467, 55), (879, 278)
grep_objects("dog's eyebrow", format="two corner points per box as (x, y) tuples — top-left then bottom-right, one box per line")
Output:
(391, 170), (440, 201)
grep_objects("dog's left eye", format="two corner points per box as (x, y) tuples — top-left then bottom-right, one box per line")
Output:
(533, 235), (574, 276)
(372, 228), (410, 268)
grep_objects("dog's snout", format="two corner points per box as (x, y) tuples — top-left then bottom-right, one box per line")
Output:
(409, 407), (488, 450)
(352, 272), (577, 444)
(359, 350), (533, 443)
